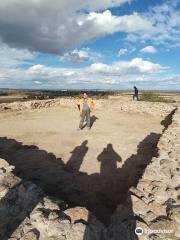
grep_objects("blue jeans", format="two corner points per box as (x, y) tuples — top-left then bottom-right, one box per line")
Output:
(79, 110), (90, 129)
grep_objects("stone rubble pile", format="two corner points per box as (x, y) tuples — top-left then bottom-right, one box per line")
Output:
(122, 107), (180, 240)
(0, 158), (107, 240)
(0, 99), (61, 112)
(111, 101), (176, 117)
(0, 98), (176, 117)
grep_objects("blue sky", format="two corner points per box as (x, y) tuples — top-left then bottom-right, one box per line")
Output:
(0, 0), (180, 90)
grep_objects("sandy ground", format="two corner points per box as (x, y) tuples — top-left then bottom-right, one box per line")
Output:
(0, 105), (163, 174)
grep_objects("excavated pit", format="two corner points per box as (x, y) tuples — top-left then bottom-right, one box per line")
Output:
(0, 104), (176, 227)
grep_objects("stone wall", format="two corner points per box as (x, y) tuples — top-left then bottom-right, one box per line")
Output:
(0, 97), (176, 117)
(0, 99), (62, 112)
(0, 158), (106, 240)
(123, 107), (180, 239)
(110, 100), (175, 117)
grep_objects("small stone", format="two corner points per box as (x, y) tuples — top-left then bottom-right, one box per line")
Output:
(42, 197), (61, 211)
(22, 229), (40, 240)
(148, 201), (167, 216)
(131, 195), (148, 216)
(64, 207), (89, 224)
(149, 219), (175, 238)
(48, 211), (59, 220)
(144, 211), (157, 223)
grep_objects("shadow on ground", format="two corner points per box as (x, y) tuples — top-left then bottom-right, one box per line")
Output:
(81, 115), (98, 129)
(0, 133), (160, 237)
(161, 107), (177, 132)
(90, 115), (98, 128)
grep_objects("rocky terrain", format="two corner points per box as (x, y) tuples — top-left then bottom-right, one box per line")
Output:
(0, 98), (179, 239)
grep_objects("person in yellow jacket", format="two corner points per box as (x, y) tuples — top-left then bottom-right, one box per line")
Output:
(77, 93), (94, 130)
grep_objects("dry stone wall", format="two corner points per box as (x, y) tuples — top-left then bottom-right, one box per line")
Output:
(0, 98), (176, 117)
(0, 99), (61, 112)
(123, 107), (180, 240)
(0, 158), (106, 240)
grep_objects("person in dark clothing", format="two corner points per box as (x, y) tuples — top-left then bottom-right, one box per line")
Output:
(133, 86), (139, 101)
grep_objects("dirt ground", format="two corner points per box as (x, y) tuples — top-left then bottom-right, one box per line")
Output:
(0, 105), (163, 174)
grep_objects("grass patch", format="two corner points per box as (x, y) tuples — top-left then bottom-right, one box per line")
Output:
(140, 92), (175, 103)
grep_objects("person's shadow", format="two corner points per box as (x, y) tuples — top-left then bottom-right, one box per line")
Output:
(90, 115), (98, 128)
(161, 107), (177, 132)
(65, 140), (88, 172)
(97, 143), (122, 176)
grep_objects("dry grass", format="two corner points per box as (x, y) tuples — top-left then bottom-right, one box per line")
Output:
(140, 92), (175, 103)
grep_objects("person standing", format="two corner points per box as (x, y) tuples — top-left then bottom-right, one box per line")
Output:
(78, 93), (94, 130)
(133, 86), (139, 101)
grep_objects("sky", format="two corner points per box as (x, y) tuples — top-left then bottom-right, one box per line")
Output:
(0, 0), (180, 90)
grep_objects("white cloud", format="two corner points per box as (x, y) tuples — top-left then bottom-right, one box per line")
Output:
(28, 64), (45, 73)
(140, 46), (157, 53)
(126, 1), (180, 47)
(0, 1), (151, 53)
(0, 44), (35, 68)
(60, 48), (101, 63)
(0, 58), (166, 89)
(86, 11), (152, 33)
(60, 49), (89, 63)
(27, 64), (77, 79)
(118, 48), (128, 56)
(89, 58), (164, 74)
(118, 47), (136, 56)
(34, 81), (42, 85)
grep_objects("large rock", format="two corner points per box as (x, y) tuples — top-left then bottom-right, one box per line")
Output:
(64, 207), (89, 224)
